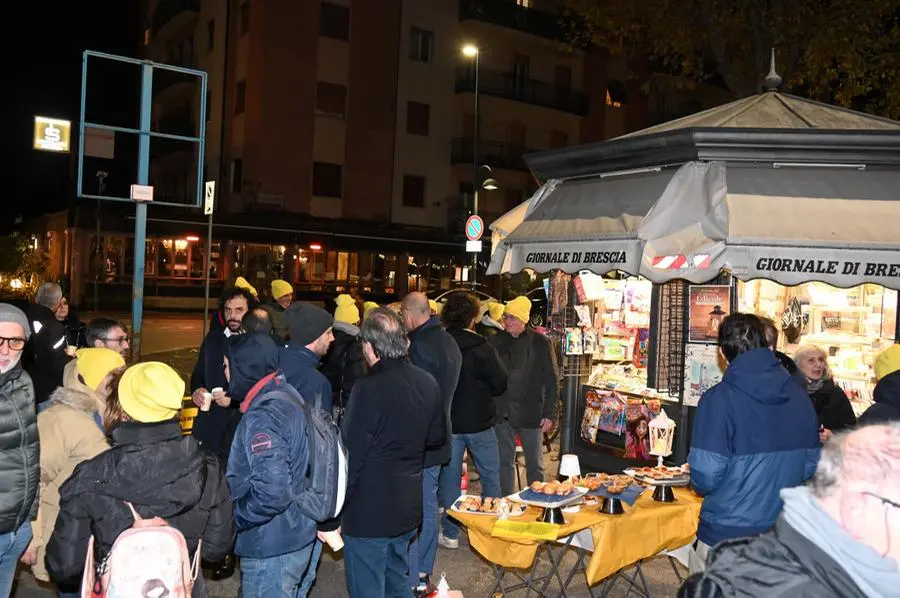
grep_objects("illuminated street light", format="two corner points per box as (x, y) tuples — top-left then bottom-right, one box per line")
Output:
(462, 44), (479, 58)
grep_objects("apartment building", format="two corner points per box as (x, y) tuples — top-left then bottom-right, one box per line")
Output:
(40, 0), (724, 309)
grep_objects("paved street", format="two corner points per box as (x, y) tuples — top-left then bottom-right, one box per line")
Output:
(82, 311), (205, 355)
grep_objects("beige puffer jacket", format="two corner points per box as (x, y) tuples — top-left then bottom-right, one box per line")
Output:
(29, 361), (109, 582)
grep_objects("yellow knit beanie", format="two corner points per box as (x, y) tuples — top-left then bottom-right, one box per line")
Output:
(74, 348), (126, 391)
(334, 294), (361, 324)
(117, 362), (185, 423)
(271, 279), (293, 300)
(504, 296), (532, 324)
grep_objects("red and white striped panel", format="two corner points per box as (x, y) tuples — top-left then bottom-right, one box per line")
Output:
(650, 254), (711, 270)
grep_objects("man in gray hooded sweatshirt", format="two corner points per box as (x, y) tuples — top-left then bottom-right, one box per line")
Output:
(680, 423), (900, 598)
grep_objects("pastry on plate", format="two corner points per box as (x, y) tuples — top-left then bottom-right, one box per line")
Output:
(530, 481), (546, 492)
(542, 483), (559, 495)
(607, 484), (625, 494)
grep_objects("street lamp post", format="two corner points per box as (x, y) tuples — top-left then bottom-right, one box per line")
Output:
(463, 44), (481, 290)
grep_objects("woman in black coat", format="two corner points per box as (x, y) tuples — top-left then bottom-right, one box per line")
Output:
(437, 291), (508, 546)
(46, 362), (235, 597)
(793, 345), (857, 442)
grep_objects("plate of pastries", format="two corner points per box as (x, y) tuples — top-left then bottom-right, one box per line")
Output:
(626, 464), (691, 485)
(528, 480), (579, 496)
(452, 496), (525, 517)
(571, 473), (637, 495)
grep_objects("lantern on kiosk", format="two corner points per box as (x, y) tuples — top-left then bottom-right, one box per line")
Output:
(648, 409), (676, 469)
(707, 305), (726, 339)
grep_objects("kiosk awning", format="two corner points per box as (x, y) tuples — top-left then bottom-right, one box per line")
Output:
(490, 161), (900, 289)
(487, 167), (684, 276)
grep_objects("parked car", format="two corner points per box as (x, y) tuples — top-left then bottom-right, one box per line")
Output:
(426, 288), (498, 306)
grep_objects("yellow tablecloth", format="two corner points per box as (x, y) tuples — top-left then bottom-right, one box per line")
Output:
(451, 489), (702, 585)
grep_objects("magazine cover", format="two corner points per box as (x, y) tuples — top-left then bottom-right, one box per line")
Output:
(688, 285), (731, 343)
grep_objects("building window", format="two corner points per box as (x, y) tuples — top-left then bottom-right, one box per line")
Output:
(313, 162), (343, 198)
(607, 80), (627, 107)
(207, 19), (214, 51)
(316, 82), (347, 117)
(320, 2), (350, 41)
(403, 175), (426, 208)
(549, 130), (568, 149)
(235, 80), (246, 114)
(406, 101), (430, 136)
(240, 3), (250, 35)
(516, 0), (532, 7)
(410, 28), (433, 63)
(231, 159), (243, 193)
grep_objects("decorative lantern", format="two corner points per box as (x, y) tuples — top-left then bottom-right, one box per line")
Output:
(648, 409), (676, 468)
(559, 454), (581, 480)
(707, 305), (726, 339)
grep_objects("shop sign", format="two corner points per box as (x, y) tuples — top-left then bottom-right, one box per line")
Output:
(754, 257), (900, 279)
(33, 116), (71, 152)
(525, 250), (628, 267)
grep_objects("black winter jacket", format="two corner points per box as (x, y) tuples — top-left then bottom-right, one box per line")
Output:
(320, 323), (365, 410)
(46, 420), (235, 586)
(24, 304), (71, 405)
(190, 329), (241, 459)
(489, 329), (559, 428)
(810, 379), (857, 432)
(859, 370), (900, 425)
(679, 516), (866, 598)
(448, 328), (508, 434)
(341, 358), (446, 538)
(408, 317), (462, 467)
(0, 364), (39, 533)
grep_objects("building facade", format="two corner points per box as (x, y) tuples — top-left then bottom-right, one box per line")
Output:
(36, 0), (728, 309)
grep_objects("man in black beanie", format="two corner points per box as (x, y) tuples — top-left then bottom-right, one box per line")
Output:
(276, 302), (335, 594)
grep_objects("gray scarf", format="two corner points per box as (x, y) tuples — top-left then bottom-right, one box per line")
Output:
(806, 376), (826, 395)
(781, 486), (900, 597)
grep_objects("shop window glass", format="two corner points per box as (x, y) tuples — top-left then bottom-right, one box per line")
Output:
(337, 251), (350, 282)
(358, 252), (372, 288)
(325, 251), (337, 282)
(190, 239), (204, 278)
(145, 240), (157, 277)
(349, 252), (360, 284)
(311, 251), (324, 281)
(384, 254), (398, 291)
(158, 240), (175, 277)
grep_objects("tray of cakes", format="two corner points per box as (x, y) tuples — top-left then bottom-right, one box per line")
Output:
(450, 495), (527, 517)
(572, 473), (641, 495)
(625, 464), (691, 486)
(509, 481), (589, 508)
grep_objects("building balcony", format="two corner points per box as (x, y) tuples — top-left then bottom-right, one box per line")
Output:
(153, 68), (197, 101)
(456, 67), (589, 116)
(459, 0), (564, 41)
(152, 0), (200, 37)
(451, 138), (533, 172)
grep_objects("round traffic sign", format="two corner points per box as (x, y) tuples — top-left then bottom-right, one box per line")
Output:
(465, 215), (485, 241)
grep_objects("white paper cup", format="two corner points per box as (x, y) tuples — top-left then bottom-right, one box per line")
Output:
(200, 392), (212, 412)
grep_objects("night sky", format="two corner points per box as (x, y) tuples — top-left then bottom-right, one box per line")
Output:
(2, 2), (139, 228)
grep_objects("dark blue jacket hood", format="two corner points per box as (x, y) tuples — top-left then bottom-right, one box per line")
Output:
(723, 348), (795, 405)
(226, 332), (280, 401)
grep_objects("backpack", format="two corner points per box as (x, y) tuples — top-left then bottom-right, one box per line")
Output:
(271, 387), (349, 522)
(81, 502), (201, 598)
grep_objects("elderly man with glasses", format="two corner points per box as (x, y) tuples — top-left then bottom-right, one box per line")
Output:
(0, 303), (39, 597)
(680, 423), (900, 598)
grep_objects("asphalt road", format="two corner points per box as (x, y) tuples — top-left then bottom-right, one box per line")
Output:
(82, 311), (205, 355)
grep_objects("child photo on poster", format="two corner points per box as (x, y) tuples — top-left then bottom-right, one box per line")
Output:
(623, 401), (662, 460)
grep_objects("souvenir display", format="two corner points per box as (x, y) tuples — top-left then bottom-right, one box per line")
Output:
(739, 280), (898, 415)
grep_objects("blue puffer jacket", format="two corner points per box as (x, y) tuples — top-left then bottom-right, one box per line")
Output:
(688, 348), (820, 546)
(279, 343), (333, 412)
(227, 372), (316, 558)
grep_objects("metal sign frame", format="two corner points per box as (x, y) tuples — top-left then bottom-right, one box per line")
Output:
(78, 51), (208, 362)
(77, 51), (208, 208)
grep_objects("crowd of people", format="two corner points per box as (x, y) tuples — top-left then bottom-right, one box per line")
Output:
(3, 279), (900, 597)
(0, 279), (559, 598)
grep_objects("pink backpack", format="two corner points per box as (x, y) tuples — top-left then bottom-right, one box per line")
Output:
(81, 502), (202, 598)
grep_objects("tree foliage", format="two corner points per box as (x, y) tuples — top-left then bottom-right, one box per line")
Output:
(0, 233), (51, 298)
(564, 0), (900, 118)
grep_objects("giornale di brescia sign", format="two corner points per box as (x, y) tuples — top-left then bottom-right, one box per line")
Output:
(33, 116), (71, 152)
